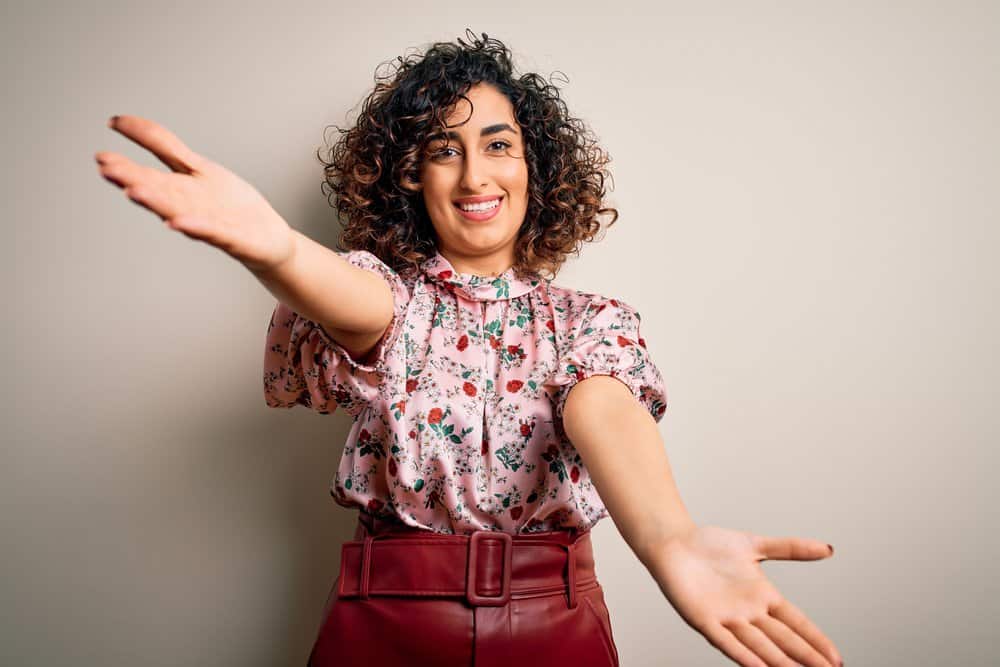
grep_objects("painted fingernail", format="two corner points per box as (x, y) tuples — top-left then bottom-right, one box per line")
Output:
(827, 544), (834, 555)
(107, 115), (119, 128)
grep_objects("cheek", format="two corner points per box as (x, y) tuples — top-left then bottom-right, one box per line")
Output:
(422, 174), (453, 208)
(501, 162), (529, 197)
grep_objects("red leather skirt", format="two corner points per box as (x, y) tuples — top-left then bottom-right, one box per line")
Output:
(307, 511), (621, 666)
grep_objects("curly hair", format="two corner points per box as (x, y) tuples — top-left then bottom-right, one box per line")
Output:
(317, 29), (619, 281)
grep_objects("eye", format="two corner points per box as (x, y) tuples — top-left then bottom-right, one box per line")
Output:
(488, 140), (512, 152)
(430, 146), (459, 159)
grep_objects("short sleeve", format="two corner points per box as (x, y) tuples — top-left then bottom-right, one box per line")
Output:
(550, 296), (668, 424)
(262, 249), (410, 416)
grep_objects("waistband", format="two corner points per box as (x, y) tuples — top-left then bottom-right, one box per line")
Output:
(337, 511), (597, 609)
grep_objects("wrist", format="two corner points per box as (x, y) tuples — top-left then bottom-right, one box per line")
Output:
(633, 518), (699, 573)
(249, 226), (299, 277)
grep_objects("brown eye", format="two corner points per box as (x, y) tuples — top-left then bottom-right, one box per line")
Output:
(488, 140), (511, 152)
(430, 145), (459, 159)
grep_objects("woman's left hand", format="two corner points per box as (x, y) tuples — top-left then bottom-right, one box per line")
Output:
(648, 524), (843, 667)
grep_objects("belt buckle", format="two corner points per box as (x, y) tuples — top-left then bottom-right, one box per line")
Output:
(465, 531), (513, 606)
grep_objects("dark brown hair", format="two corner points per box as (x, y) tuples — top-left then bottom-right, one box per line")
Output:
(318, 30), (619, 281)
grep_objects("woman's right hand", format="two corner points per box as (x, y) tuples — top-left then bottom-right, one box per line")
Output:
(96, 115), (296, 273)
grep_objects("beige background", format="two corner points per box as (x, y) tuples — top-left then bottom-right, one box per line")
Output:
(4, 1), (998, 665)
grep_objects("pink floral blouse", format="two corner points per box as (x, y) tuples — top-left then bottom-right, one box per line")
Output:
(263, 249), (667, 535)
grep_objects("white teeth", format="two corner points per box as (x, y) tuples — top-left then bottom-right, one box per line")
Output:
(458, 198), (500, 212)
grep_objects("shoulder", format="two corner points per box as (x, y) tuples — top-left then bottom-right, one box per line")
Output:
(545, 280), (641, 328)
(337, 249), (417, 294)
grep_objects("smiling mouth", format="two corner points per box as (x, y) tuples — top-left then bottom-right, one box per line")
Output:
(453, 196), (503, 212)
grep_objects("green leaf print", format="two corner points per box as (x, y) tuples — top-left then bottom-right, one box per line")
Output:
(413, 478), (424, 492)
(549, 458), (567, 483)
(495, 447), (522, 472)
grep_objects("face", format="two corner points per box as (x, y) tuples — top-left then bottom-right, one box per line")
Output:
(416, 82), (529, 276)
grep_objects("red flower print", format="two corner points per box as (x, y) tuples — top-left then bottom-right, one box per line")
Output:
(570, 466), (580, 483)
(617, 335), (633, 347)
(596, 303), (607, 314)
(639, 336), (647, 348)
(610, 299), (619, 307)
(367, 498), (384, 512)
(406, 378), (418, 393)
(396, 400), (406, 412)
(574, 369), (586, 381)
(438, 270), (453, 280)
(511, 505), (524, 520)
(388, 458), (398, 477)
(490, 336), (501, 349)
(428, 408), (443, 425)
(359, 429), (371, 441)
(507, 344), (519, 355)
(506, 379), (524, 393)
(546, 319), (555, 332)
(546, 444), (559, 458)
(463, 382), (477, 397)
(520, 422), (532, 437)
(457, 334), (469, 351)
(408, 429), (417, 440)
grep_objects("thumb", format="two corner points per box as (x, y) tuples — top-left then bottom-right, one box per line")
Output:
(751, 534), (835, 562)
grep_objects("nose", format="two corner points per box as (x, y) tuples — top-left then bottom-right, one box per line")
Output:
(460, 149), (488, 191)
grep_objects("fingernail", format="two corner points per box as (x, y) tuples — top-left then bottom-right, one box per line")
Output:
(107, 115), (119, 128)
(827, 544), (834, 555)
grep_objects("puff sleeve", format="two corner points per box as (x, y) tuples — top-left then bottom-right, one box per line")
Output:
(550, 296), (668, 424)
(262, 249), (410, 417)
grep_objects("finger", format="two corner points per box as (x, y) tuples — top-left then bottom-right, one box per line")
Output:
(107, 115), (206, 175)
(726, 619), (798, 666)
(752, 535), (833, 562)
(122, 183), (184, 223)
(751, 614), (833, 667)
(96, 152), (171, 194)
(699, 622), (769, 667)
(770, 598), (844, 667)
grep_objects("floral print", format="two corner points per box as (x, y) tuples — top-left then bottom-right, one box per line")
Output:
(263, 249), (667, 535)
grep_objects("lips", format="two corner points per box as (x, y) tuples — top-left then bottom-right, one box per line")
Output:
(453, 195), (503, 222)
(453, 194), (504, 206)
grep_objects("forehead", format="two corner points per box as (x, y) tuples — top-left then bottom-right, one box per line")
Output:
(441, 83), (518, 131)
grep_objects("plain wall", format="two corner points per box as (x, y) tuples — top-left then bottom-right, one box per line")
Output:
(4, 1), (998, 665)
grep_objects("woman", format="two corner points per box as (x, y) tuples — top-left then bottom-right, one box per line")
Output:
(95, 30), (843, 667)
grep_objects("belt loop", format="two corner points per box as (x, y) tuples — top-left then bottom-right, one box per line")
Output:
(359, 535), (374, 600)
(565, 541), (577, 609)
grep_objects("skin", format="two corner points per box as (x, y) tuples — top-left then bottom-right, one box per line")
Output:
(414, 82), (529, 277)
(95, 96), (843, 666)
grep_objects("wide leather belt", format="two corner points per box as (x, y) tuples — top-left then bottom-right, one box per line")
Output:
(336, 517), (597, 609)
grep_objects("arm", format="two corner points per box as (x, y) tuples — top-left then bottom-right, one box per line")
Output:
(563, 375), (844, 667)
(95, 114), (393, 360)
(562, 375), (696, 568)
(249, 229), (394, 360)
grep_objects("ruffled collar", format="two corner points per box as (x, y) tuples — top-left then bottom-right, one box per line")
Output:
(420, 250), (544, 302)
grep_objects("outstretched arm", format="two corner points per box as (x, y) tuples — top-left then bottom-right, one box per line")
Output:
(96, 115), (394, 360)
(562, 375), (844, 667)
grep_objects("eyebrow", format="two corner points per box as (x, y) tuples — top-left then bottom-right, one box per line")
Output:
(427, 123), (518, 142)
